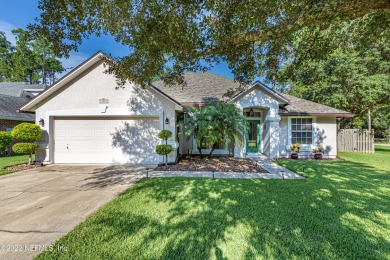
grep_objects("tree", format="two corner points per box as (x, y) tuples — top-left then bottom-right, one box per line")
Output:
(155, 130), (173, 166)
(11, 123), (41, 165)
(0, 132), (13, 154)
(30, 0), (389, 86)
(0, 29), (64, 84)
(181, 102), (247, 158)
(284, 45), (390, 128)
(0, 32), (13, 82)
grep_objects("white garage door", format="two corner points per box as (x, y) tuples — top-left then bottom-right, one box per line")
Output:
(54, 117), (160, 164)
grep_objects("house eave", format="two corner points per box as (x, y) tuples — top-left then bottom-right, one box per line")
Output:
(280, 112), (355, 118)
(227, 82), (288, 104)
(0, 116), (35, 122)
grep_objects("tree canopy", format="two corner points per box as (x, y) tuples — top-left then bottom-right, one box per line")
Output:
(0, 29), (64, 84)
(30, 0), (390, 86)
(284, 42), (390, 129)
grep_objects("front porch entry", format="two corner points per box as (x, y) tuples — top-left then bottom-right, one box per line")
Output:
(244, 108), (263, 154)
(246, 120), (261, 153)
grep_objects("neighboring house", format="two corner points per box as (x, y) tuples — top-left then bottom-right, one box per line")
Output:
(0, 82), (46, 132)
(19, 52), (354, 164)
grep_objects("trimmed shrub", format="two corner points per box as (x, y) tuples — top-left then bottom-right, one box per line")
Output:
(0, 132), (13, 153)
(11, 123), (41, 164)
(158, 130), (172, 142)
(11, 123), (41, 141)
(155, 144), (173, 156)
(12, 143), (38, 155)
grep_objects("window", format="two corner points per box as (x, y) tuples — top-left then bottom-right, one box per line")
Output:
(5, 128), (12, 132)
(291, 118), (313, 144)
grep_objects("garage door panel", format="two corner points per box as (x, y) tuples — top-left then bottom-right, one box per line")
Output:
(54, 117), (160, 164)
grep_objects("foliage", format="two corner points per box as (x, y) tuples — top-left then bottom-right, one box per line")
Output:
(0, 132), (13, 153)
(11, 123), (41, 164)
(35, 146), (389, 259)
(312, 147), (324, 153)
(158, 130), (172, 143)
(156, 130), (173, 166)
(12, 143), (38, 155)
(181, 102), (247, 158)
(155, 145), (173, 156)
(11, 123), (41, 141)
(285, 43), (390, 128)
(30, 0), (389, 86)
(0, 154), (31, 176)
(0, 28), (64, 84)
(290, 143), (301, 153)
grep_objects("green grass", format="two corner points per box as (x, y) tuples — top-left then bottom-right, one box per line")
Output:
(0, 154), (30, 176)
(36, 147), (390, 259)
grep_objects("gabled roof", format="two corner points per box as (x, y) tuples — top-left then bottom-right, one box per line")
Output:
(19, 51), (182, 112)
(279, 93), (354, 117)
(0, 82), (46, 97)
(151, 72), (246, 106)
(0, 94), (34, 121)
(227, 81), (289, 104)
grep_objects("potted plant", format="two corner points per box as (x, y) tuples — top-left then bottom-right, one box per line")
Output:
(312, 147), (324, 159)
(290, 143), (301, 159)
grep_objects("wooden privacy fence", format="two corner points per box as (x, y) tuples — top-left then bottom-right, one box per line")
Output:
(337, 129), (374, 153)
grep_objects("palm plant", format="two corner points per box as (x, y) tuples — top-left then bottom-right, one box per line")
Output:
(181, 102), (247, 158)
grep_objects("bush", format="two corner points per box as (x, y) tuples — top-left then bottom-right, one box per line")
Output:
(11, 123), (41, 141)
(12, 143), (38, 155)
(158, 130), (172, 142)
(0, 132), (13, 153)
(155, 144), (173, 156)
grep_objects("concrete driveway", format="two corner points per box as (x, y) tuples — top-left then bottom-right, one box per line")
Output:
(0, 164), (148, 260)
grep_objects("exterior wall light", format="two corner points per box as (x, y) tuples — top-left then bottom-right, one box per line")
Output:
(165, 117), (169, 124)
(39, 118), (45, 127)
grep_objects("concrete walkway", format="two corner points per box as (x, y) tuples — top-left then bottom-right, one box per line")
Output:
(250, 156), (303, 179)
(0, 164), (146, 260)
(150, 157), (303, 179)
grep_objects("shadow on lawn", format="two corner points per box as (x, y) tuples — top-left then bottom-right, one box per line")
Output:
(91, 157), (389, 259)
(38, 152), (389, 259)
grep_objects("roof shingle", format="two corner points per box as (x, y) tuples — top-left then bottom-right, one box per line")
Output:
(0, 82), (46, 97)
(0, 94), (34, 121)
(279, 93), (354, 117)
(151, 72), (246, 105)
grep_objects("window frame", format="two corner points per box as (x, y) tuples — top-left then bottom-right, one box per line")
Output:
(287, 117), (316, 148)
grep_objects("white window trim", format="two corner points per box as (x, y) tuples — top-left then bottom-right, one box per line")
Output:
(287, 116), (317, 150)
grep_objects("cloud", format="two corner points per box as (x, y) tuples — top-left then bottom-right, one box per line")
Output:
(0, 20), (17, 45)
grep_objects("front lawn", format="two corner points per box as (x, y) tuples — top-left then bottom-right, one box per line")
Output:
(36, 147), (389, 259)
(0, 154), (30, 176)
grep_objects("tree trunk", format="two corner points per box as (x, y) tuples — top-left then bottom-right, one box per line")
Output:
(165, 154), (168, 167)
(209, 143), (217, 158)
(29, 152), (33, 165)
(198, 147), (203, 159)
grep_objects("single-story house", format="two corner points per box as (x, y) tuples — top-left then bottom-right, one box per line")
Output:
(0, 82), (46, 132)
(19, 52), (354, 164)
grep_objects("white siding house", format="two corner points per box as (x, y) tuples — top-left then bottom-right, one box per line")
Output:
(19, 52), (353, 164)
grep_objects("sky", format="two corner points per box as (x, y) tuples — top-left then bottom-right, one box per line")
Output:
(0, 0), (235, 80)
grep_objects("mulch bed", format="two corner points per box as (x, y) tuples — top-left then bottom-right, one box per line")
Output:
(6, 164), (43, 171)
(155, 156), (268, 173)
